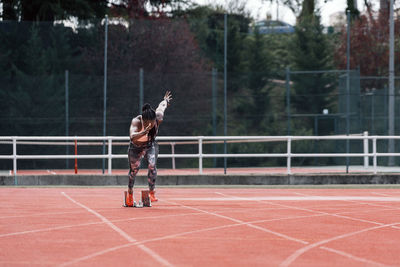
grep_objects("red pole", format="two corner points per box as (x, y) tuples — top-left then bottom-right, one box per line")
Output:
(74, 139), (78, 174)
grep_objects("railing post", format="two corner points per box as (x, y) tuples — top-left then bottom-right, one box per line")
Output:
(12, 137), (17, 185)
(108, 137), (112, 174)
(171, 142), (176, 169)
(199, 137), (203, 174)
(287, 137), (292, 175)
(363, 131), (369, 169)
(74, 138), (78, 174)
(373, 137), (377, 174)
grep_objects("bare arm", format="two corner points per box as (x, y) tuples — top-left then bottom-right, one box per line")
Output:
(129, 116), (151, 142)
(156, 91), (172, 123)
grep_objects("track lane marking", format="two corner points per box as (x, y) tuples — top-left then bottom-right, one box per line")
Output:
(53, 211), (333, 265)
(286, 191), (399, 266)
(293, 191), (400, 230)
(162, 198), (308, 245)
(54, 198), (398, 266)
(217, 192), (395, 267)
(171, 196), (400, 201)
(216, 192), (399, 227)
(60, 192), (173, 267)
(0, 212), (204, 238)
(319, 246), (391, 267)
(280, 222), (399, 267)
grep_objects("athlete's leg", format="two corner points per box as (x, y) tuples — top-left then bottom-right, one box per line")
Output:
(128, 145), (146, 193)
(144, 142), (159, 201)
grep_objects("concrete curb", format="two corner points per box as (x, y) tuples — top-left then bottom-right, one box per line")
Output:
(1, 174), (400, 186)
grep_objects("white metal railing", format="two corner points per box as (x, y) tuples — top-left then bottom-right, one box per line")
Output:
(0, 134), (400, 178)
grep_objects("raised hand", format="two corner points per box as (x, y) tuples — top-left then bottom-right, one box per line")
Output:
(164, 90), (172, 104)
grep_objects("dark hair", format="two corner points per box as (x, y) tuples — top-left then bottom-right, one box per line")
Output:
(142, 103), (156, 121)
(141, 103), (157, 143)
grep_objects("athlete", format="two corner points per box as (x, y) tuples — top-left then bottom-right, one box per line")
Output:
(125, 91), (172, 207)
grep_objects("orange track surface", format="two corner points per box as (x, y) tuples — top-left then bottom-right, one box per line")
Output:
(1, 187), (400, 266)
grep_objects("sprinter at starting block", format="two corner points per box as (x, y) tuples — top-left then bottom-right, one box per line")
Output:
(124, 91), (172, 207)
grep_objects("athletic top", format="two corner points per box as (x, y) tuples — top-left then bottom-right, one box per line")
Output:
(134, 119), (159, 144)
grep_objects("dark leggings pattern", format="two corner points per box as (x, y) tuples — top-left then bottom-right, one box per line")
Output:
(128, 142), (158, 191)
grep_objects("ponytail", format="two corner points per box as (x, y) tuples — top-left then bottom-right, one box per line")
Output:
(141, 103), (157, 143)
(142, 103), (156, 121)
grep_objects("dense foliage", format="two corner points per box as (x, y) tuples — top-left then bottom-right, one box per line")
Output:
(1, 0), (398, 169)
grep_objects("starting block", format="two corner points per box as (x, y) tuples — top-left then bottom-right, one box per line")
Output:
(123, 190), (151, 208)
(123, 191), (132, 207)
(141, 190), (152, 207)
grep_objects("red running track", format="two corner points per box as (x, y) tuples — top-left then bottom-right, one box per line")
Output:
(1, 187), (400, 266)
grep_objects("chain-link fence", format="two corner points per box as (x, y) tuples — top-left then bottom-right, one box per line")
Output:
(0, 16), (399, 170)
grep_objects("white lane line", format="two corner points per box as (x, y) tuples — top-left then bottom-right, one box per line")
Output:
(6, 196), (374, 240)
(372, 192), (398, 197)
(0, 209), (114, 219)
(0, 212), (203, 238)
(215, 192), (379, 225)
(131, 213), (327, 245)
(218, 192), (396, 228)
(59, 243), (134, 267)
(217, 192), (394, 267)
(55, 212), (328, 265)
(280, 222), (400, 267)
(319, 246), (391, 267)
(287, 191), (398, 266)
(293, 191), (400, 231)
(171, 196), (400, 202)
(60, 192), (173, 267)
(61, 192), (135, 242)
(162, 198), (308, 245)
(56, 203), (400, 266)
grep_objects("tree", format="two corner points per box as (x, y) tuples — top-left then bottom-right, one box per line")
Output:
(298, 0), (314, 20)
(234, 27), (273, 131)
(264, 0), (303, 17)
(2, 0), (18, 20)
(290, 13), (334, 120)
(0, 0), (108, 21)
(346, 0), (360, 20)
(334, 3), (400, 79)
(110, 0), (192, 19)
(4, 25), (64, 135)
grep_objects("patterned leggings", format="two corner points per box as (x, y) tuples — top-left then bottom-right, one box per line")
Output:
(128, 142), (158, 191)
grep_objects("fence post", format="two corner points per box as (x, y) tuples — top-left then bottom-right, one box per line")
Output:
(287, 137), (292, 175)
(108, 137), (112, 174)
(65, 70), (69, 169)
(74, 139), (78, 174)
(373, 137), (377, 174)
(286, 67), (291, 135)
(12, 137), (17, 185)
(171, 142), (176, 169)
(199, 137), (203, 174)
(139, 68), (144, 112)
(102, 15), (109, 175)
(212, 68), (217, 168)
(363, 131), (369, 168)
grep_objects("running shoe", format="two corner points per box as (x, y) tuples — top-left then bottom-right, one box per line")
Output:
(149, 190), (158, 202)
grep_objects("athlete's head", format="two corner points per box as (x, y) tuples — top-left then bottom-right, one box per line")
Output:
(142, 103), (156, 122)
(141, 103), (157, 142)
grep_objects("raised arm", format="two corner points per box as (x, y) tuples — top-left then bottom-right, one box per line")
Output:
(156, 91), (172, 123)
